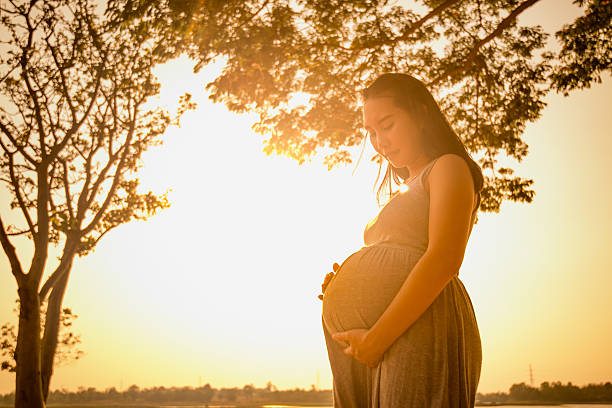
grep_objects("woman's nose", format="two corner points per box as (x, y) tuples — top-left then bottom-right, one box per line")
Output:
(372, 138), (386, 155)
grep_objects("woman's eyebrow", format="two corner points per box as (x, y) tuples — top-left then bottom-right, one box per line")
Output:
(364, 113), (394, 130)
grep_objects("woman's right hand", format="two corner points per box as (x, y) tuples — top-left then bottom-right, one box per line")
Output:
(318, 262), (340, 301)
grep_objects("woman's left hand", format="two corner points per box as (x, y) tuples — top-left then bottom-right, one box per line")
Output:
(332, 328), (385, 368)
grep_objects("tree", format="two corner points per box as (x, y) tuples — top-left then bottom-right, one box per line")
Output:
(509, 382), (540, 401)
(242, 383), (255, 401)
(1, 299), (84, 373)
(126, 0), (610, 211)
(0, 0), (194, 406)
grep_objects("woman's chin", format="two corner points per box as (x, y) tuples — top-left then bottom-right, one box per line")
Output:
(389, 159), (407, 169)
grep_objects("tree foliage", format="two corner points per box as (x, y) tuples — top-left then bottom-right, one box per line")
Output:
(550, 0), (611, 94)
(477, 380), (612, 403)
(129, 0), (611, 212)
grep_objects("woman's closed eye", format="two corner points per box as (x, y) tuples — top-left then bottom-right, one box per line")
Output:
(367, 123), (392, 140)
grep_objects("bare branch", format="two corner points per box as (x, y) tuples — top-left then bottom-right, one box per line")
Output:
(20, 0), (48, 159)
(81, 104), (140, 236)
(85, 147), (120, 210)
(38, 238), (78, 302)
(28, 165), (51, 283)
(45, 36), (77, 123)
(0, 122), (37, 165)
(90, 223), (117, 248)
(59, 159), (74, 221)
(47, 162), (58, 213)
(0, 216), (26, 282)
(7, 153), (36, 235)
(47, 48), (109, 162)
(7, 228), (36, 237)
(74, 134), (100, 223)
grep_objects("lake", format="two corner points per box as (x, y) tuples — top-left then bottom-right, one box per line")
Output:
(42, 404), (612, 408)
(155, 404), (612, 408)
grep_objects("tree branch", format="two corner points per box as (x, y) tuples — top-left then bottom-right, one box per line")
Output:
(391, 0), (463, 44)
(7, 226), (37, 237)
(38, 237), (78, 302)
(85, 149), (119, 210)
(59, 159), (74, 221)
(8, 153), (36, 236)
(74, 131), (102, 223)
(90, 223), (118, 248)
(235, 0), (271, 31)
(429, 0), (542, 86)
(0, 216), (26, 282)
(45, 36), (77, 124)
(81, 104), (140, 236)
(47, 162), (58, 214)
(28, 164), (51, 283)
(20, 2), (48, 160)
(47, 51), (109, 163)
(0, 122), (37, 165)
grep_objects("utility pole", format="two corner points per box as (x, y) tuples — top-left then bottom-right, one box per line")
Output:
(529, 364), (534, 387)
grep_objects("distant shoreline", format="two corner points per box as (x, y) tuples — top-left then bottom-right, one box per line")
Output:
(476, 402), (612, 406)
(1, 401), (612, 407)
(0, 401), (608, 407)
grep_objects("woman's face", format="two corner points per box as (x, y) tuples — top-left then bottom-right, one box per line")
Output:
(362, 96), (425, 168)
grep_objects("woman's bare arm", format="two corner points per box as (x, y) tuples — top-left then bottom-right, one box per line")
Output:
(363, 153), (476, 353)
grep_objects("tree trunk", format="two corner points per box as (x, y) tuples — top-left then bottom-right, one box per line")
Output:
(41, 258), (73, 402)
(15, 281), (45, 408)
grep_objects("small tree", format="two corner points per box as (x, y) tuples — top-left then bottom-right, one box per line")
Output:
(0, 0), (194, 406)
(1, 299), (84, 373)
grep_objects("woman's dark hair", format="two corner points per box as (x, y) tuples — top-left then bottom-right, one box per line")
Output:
(359, 72), (483, 213)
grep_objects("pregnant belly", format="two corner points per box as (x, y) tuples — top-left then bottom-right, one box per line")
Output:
(322, 244), (423, 335)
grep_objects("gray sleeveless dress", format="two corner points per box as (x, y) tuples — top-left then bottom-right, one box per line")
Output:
(321, 155), (482, 407)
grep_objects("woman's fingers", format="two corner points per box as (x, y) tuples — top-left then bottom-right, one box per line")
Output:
(318, 261), (341, 300)
(323, 272), (334, 285)
(322, 272), (335, 292)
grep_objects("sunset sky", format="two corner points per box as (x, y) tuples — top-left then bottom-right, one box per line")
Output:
(1, 0), (611, 395)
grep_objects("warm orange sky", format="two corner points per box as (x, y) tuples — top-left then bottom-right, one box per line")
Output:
(1, 0), (611, 395)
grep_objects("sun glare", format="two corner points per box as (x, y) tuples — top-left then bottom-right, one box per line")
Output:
(398, 183), (410, 193)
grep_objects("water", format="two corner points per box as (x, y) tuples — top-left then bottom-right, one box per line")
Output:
(159, 405), (612, 408)
(485, 406), (612, 408)
(241, 405), (612, 408)
(489, 405), (612, 408)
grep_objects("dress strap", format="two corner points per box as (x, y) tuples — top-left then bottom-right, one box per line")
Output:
(419, 156), (440, 182)
(419, 155), (443, 193)
(404, 157), (439, 185)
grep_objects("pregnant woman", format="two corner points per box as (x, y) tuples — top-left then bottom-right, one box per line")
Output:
(320, 73), (483, 407)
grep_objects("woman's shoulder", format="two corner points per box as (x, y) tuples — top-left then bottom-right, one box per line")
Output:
(423, 153), (475, 194)
(425, 153), (471, 180)
(435, 152), (470, 167)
